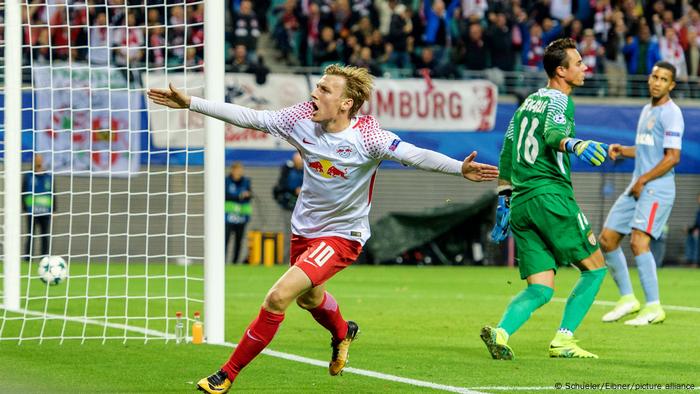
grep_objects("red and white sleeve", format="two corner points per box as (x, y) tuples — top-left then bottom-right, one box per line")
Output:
(357, 115), (462, 175)
(189, 97), (313, 140)
(357, 116), (401, 160)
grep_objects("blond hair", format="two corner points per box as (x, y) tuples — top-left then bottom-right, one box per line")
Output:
(324, 64), (373, 117)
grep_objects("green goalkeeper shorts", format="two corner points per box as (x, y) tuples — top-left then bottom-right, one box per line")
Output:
(510, 193), (600, 280)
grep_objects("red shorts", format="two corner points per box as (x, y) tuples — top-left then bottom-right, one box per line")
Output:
(290, 235), (362, 286)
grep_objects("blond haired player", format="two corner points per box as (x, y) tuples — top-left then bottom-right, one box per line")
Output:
(148, 65), (498, 393)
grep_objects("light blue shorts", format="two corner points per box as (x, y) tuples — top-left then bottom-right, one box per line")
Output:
(604, 185), (674, 240)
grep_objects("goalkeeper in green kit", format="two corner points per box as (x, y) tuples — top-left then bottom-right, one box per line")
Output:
(481, 38), (614, 360)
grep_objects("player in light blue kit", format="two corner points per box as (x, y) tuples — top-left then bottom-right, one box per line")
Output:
(599, 61), (684, 325)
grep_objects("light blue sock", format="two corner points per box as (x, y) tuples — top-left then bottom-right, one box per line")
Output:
(635, 251), (659, 304)
(604, 248), (634, 297)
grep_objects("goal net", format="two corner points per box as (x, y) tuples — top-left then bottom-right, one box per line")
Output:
(1, 0), (224, 343)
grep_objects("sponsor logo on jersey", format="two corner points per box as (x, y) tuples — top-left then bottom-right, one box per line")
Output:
(302, 137), (315, 145)
(646, 116), (656, 131)
(553, 114), (566, 124)
(664, 131), (681, 137)
(336, 145), (353, 158)
(389, 139), (401, 151)
(587, 231), (596, 246)
(635, 132), (655, 146)
(308, 160), (348, 179)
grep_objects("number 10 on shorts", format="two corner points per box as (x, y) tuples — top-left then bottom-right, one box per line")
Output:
(305, 241), (336, 267)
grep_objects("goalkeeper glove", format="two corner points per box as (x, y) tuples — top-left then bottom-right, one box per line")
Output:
(490, 187), (511, 243)
(565, 138), (609, 166)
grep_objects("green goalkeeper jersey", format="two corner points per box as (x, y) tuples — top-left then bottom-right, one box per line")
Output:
(499, 88), (576, 207)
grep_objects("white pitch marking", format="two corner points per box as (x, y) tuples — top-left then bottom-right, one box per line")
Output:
(552, 298), (700, 313)
(2, 306), (484, 393)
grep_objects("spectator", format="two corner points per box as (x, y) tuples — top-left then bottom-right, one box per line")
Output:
(460, 23), (489, 71)
(89, 10), (110, 66)
(313, 26), (341, 65)
(232, 0), (261, 56)
(592, 0), (613, 42)
(167, 5), (186, 69)
(566, 18), (584, 43)
(273, 152), (303, 212)
(386, 3), (413, 68)
(605, 12), (629, 96)
(49, 4), (70, 61)
(623, 22), (661, 96)
(185, 46), (203, 68)
(273, 152), (303, 263)
(113, 9), (145, 69)
(147, 25), (166, 69)
(485, 12), (515, 73)
(271, 0), (300, 63)
(341, 34), (362, 64)
(422, 0), (461, 63)
(22, 155), (55, 262)
(659, 27), (688, 81)
(350, 46), (383, 76)
(32, 28), (51, 64)
(147, 7), (163, 27)
(522, 23), (546, 71)
(229, 44), (251, 72)
(685, 193), (700, 266)
(413, 46), (457, 78)
(225, 162), (252, 264)
(353, 16), (375, 48)
(578, 28), (604, 94)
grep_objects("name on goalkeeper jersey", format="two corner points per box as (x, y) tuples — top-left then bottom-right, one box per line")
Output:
(521, 98), (547, 114)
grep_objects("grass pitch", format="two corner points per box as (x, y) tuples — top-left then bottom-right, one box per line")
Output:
(1, 264), (699, 393)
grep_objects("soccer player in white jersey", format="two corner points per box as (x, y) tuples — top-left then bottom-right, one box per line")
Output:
(147, 65), (498, 393)
(598, 61), (684, 326)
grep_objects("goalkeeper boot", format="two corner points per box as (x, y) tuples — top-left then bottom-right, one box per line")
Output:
(480, 326), (514, 360)
(329, 320), (359, 376)
(624, 304), (666, 326)
(549, 332), (598, 359)
(602, 294), (640, 322)
(196, 369), (232, 394)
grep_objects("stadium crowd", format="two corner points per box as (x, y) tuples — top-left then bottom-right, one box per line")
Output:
(6, 0), (700, 96)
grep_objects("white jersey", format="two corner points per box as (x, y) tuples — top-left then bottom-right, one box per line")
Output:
(189, 97), (463, 245)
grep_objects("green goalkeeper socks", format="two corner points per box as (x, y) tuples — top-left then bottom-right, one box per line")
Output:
(560, 267), (607, 333)
(498, 284), (554, 336)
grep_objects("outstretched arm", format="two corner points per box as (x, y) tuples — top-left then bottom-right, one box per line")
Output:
(148, 83), (269, 130)
(608, 144), (636, 160)
(391, 141), (499, 182)
(147, 83), (312, 138)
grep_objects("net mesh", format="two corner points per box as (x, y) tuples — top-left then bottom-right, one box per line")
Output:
(1, 0), (207, 343)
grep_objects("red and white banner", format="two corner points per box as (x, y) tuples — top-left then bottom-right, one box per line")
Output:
(359, 77), (497, 132)
(34, 64), (141, 176)
(147, 73), (498, 150)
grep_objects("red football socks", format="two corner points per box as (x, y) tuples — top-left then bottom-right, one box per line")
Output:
(221, 307), (285, 381)
(308, 292), (348, 341)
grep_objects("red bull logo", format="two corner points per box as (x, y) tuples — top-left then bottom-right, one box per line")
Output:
(308, 160), (348, 179)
